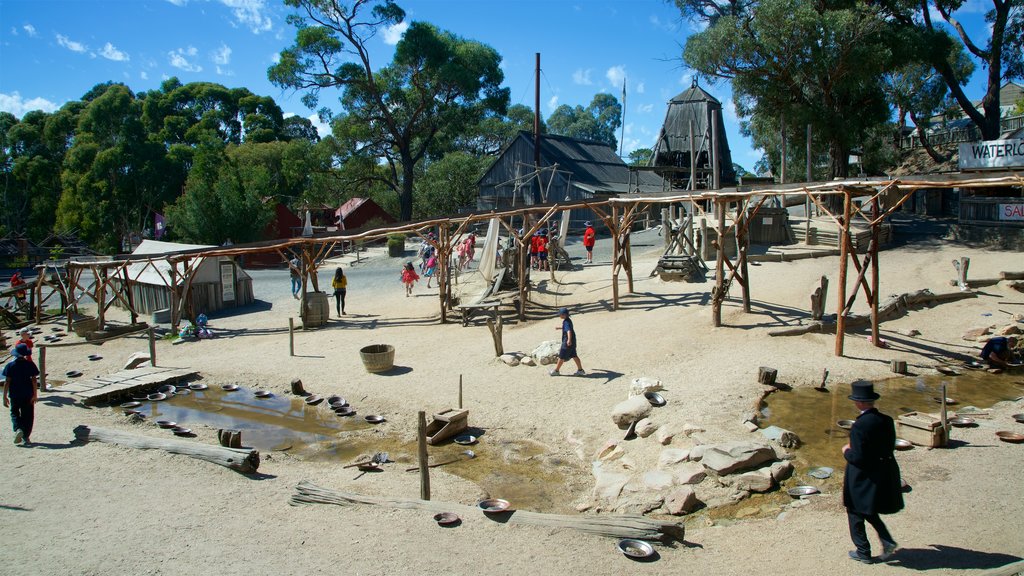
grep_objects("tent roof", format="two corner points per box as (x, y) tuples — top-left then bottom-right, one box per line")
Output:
(669, 83), (721, 105)
(127, 239), (250, 287)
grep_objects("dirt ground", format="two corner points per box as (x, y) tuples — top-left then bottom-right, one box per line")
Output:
(1, 233), (1023, 576)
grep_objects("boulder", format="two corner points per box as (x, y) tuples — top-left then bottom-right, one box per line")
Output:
(591, 463), (629, 502)
(689, 445), (706, 461)
(123, 352), (151, 370)
(664, 487), (700, 515)
(611, 396), (653, 429)
(615, 494), (664, 515)
(658, 448), (690, 467)
(997, 324), (1022, 336)
(899, 328), (921, 337)
(672, 463), (707, 485)
(519, 356), (536, 366)
(769, 460), (794, 482)
(594, 440), (624, 462)
(681, 424), (705, 437)
(962, 326), (993, 341)
(743, 420), (759, 432)
(701, 441), (776, 475)
(635, 418), (658, 438)
(499, 354), (520, 366)
(733, 470), (774, 493)
(628, 377), (664, 398)
(656, 426), (676, 445)
(760, 425), (801, 449)
(643, 470), (675, 491)
(531, 340), (561, 365)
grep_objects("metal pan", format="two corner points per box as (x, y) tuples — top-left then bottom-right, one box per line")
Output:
(787, 485), (820, 498)
(454, 434), (478, 446)
(948, 416), (976, 427)
(433, 512), (460, 527)
(644, 392), (666, 407)
(364, 415), (386, 424)
(221, 384), (239, 392)
(995, 431), (1024, 443)
(120, 401), (143, 409)
(254, 390), (272, 398)
(478, 498), (511, 513)
(147, 392), (167, 401)
(617, 539), (655, 559)
(894, 438), (913, 450)
(189, 383), (208, 391)
(156, 420), (177, 429)
(836, 419), (854, 430)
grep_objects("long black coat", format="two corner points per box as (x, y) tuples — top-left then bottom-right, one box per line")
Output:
(842, 408), (904, 515)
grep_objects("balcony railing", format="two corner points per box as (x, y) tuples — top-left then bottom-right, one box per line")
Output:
(900, 115), (1024, 150)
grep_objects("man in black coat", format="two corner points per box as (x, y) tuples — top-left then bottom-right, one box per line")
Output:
(842, 380), (904, 564)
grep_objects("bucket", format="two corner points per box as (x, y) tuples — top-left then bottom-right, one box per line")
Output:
(302, 292), (330, 328)
(360, 344), (395, 373)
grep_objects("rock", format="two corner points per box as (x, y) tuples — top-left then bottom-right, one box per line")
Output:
(595, 440), (624, 462)
(701, 441), (776, 475)
(619, 457), (638, 471)
(615, 494), (664, 515)
(962, 326), (993, 341)
(531, 340), (560, 364)
(734, 470), (774, 493)
(658, 448), (690, 467)
(123, 352), (151, 370)
(519, 356), (536, 366)
(689, 445), (706, 461)
(643, 470), (675, 490)
(769, 460), (794, 482)
(635, 418), (658, 438)
(899, 328), (921, 337)
(499, 354), (520, 366)
(672, 463), (707, 485)
(760, 425), (801, 448)
(997, 324), (1022, 336)
(664, 487), (700, 515)
(611, 396), (653, 429)
(735, 505), (759, 518)
(681, 424), (705, 437)
(628, 377), (664, 398)
(743, 420), (759, 432)
(656, 426), (676, 445)
(591, 463), (629, 502)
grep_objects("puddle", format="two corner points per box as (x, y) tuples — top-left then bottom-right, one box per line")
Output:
(760, 371), (1024, 475)
(115, 388), (581, 513)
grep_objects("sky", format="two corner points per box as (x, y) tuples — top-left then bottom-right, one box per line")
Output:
(0, 0), (998, 174)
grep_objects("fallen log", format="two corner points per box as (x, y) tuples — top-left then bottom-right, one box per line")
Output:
(290, 481), (685, 543)
(769, 289), (978, 337)
(74, 425), (260, 474)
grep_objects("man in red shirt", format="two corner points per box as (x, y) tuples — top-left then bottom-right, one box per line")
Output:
(583, 221), (596, 264)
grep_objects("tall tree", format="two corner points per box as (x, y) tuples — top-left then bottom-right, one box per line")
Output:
(628, 147), (653, 166)
(547, 93), (622, 149)
(269, 0), (509, 221)
(875, 0), (1023, 140)
(413, 152), (490, 218)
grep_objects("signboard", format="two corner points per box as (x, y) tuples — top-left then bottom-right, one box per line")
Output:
(959, 138), (1024, 170)
(220, 261), (236, 302)
(999, 203), (1024, 221)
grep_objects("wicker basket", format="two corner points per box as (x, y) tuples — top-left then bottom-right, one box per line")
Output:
(360, 344), (395, 373)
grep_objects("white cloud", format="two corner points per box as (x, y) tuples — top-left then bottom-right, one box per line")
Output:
(306, 113), (331, 138)
(636, 82), (645, 94)
(724, 100), (738, 123)
(169, 47), (203, 72)
(165, 0), (188, 6)
(606, 65), (626, 88)
(56, 34), (88, 53)
(638, 103), (654, 113)
(0, 92), (60, 118)
(270, 52), (281, 64)
(23, 24), (37, 37)
(99, 42), (130, 62)
(212, 43), (232, 65)
(547, 95), (559, 111)
(572, 68), (593, 86)
(679, 73), (693, 86)
(221, 0), (273, 33)
(382, 21), (409, 45)
(140, 71), (149, 80)
(622, 137), (642, 155)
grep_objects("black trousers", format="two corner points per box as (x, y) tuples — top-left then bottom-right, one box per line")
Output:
(847, 510), (895, 556)
(9, 397), (34, 440)
(334, 289), (346, 314)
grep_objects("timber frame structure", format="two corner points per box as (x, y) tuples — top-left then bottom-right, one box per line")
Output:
(35, 173), (1022, 358)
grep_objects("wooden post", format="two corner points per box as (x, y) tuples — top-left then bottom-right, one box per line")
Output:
(458, 374), (463, 410)
(624, 224), (634, 294)
(688, 121), (697, 190)
(757, 366), (778, 387)
(835, 189), (852, 357)
(169, 263), (179, 332)
(288, 318), (295, 357)
(711, 110), (721, 190)
(486, 315), (504, 356)
(890, 359), (907, 374)
(870, 196), (881, 346)
(712, 199), (726, 327)
(122, 266), (138, 325)
(96, 266), (106, 330)
(737, 206), (751, 313)
(39, 346), (47, 392)
(33, 267), (44, 324)
(148, 327), (156, 367)
(810, 276), (829, 320)
(610, 205), (620, 310)
(418, 411), (431, 501)
(700, 217), (709, 260)
(291, 378), (305, 395)
(662, 208), (672, 251)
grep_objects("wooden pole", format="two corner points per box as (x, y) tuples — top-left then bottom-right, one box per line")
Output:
(148, 327), (156, 367)
(458, 374), (463, 410)
(33, 268), (44, 324)
(418, 411), (431, 501)
(96, 266), (106, 330)
(122, 266), (138, 325)
(610, 205), (620, 311)
(835, 189), (852, 356)
(39, 345), (47, 392)
(711, 111), (720, 190)
(288, 318), (295, 357)
(738, 207), (751, 313)
(712, 199), (726, 327)
(870, 196), (881, 346)
(688, 121), (697, 190)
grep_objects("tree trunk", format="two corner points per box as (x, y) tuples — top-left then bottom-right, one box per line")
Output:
(74, 425), (260, 473)
(400, 158), (415, 222)
(908, 110), (951, 163)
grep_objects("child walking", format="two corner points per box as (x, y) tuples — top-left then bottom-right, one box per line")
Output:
(424, 252), (438, 288)
(331, 267), (347, 316)
(400, 262), (420, 297)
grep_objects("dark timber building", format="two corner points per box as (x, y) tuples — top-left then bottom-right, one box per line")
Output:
(651, 81), (737, 190)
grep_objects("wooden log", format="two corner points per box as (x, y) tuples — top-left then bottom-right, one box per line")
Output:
(290, 378), (305, 396)
(758, 367), (778, 387)
(417, 411), (430, 501)
(74, 425), (259, 473)
(148, 327), (157, 367)
(39, 345), (47, 391)
(485, 315), (504, 356)
(999, 271), (1024, 280)
(952, 256), (970, 290)
(288, 317), (295, 356)
(810, 276), (829, 321)
(290, 481), (686, 543)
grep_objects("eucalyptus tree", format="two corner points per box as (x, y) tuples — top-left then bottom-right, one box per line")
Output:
(547, 93), (623, 149)
(269, 0), (509, 221)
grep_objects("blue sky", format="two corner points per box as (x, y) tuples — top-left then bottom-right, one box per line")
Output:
(0, 0), (997, 173)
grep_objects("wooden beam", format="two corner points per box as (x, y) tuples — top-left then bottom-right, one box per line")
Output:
(835, 189), (852, 357)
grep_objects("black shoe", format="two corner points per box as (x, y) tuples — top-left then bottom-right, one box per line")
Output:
(878, 541), (899, 561)
(849, 551), (874, 564)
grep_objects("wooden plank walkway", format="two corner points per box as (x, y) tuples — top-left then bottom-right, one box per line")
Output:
(57, 366), (199, 405)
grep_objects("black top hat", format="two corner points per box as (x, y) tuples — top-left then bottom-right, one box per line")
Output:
(848, 380), (881, 402)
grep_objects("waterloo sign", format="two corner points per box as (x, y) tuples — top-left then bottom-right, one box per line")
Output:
(959, 138), (1024, 170)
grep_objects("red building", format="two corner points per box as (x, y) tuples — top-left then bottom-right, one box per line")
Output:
(335, 197), (396, 231)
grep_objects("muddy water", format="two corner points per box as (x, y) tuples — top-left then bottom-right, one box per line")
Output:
(118, 388), (579, 513)
(760, 370), (1024, 474)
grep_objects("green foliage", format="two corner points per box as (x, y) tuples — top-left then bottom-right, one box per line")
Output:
(413, 152), (490, 218)
(628, 148), (653, 166)
(1013, 95), (1024, 117)
(547, 93), (622, 149)
(269, 1), (509, 221)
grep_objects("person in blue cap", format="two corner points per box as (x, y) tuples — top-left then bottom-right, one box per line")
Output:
(842, 380), (903, 564)
(3, 342), (40, 446)
(549, 307), (584, 377)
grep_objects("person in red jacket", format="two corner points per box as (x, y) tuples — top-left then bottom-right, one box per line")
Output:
(583, 221), (596, 264)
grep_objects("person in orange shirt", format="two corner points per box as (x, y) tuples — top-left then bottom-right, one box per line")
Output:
(583, 221), (596, 264)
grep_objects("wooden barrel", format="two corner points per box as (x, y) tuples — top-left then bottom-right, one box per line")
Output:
(360, 344), (395, 373)
(302, 292), (330, 328)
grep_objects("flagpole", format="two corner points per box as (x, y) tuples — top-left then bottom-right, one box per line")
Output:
(619, 77), (626, 158)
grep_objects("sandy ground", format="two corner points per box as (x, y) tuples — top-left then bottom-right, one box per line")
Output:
(2, 231), (1023, 576)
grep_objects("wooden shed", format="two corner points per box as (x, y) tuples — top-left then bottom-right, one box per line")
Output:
(120, 240), (254, 315)
(335, 197), (396, 231)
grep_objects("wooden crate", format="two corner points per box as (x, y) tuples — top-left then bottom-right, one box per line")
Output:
(897, 412), (948, 448)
